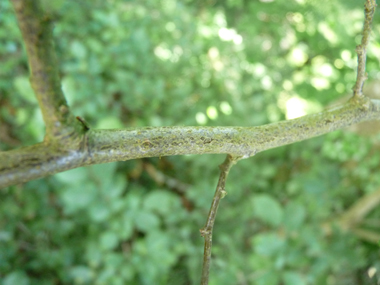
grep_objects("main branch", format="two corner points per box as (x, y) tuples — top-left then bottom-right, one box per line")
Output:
(1, 98), (380, 188)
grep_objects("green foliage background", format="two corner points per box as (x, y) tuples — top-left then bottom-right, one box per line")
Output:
(1, 0), (380, 284)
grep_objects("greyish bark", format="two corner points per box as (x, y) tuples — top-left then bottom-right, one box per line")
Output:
(1, 98), (380, 188)
(2, 0), (379, 190)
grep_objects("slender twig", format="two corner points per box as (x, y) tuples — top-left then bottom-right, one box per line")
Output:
(144, 163), (190, 193)
(353, 0), (377, 98)
(10, 0), (80, 140)
(199, 154), (241, 285)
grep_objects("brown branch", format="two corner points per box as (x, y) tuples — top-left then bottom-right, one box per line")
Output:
(199, 154), (240, 285)
(321, 187), (380, 244)
(338, 187), (380, 228)
(10, 0), (80, 141)
(336, 187), (380, 244)
(144, 163), (190, 194)
(350, 228), (380, 244)
(353, 0), (377, 98)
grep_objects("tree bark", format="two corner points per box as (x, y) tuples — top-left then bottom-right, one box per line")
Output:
(1, 98), (380, 188)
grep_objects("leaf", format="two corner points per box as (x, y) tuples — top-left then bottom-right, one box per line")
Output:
(40, 0), (65, 14)
(102, 174), (127, 199)
(253, 233), (286, 257)
(55, 167), (88, 184)
(70, 40), (87, 58)
(303, 178), (326, 194)
(60, 183), (97, 213)
(143, 190), (179, 216)
(13, 76), (35, 103)
(95, 117), (124, 129)
(69, 266), (93, 283)
(89, 163), (117, 186)
(134, 211), (160, 233)
(100, 232), (119, 250)
(283, 271), (305, 285)
(254, 270), (280, 285)
(88, 202), (111, 222)
(252, 194), (283, 226)
(118, 213), (134, 240)
(283, 201), (306, 232)
(3, 271), (29, 285)
(85, 243), (103, 268)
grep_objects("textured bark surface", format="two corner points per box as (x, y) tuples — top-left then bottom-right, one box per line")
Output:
(1, 0), (379, 189)
(1, 99), (380, 188)
(10, 0), (80, 140)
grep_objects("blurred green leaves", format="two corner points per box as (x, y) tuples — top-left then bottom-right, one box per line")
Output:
(283, 202), (306, 232)
(13, 77), (35, 103)
(1, 0), (380, 284)
(252, 194), (284, 227)
(253, 233), (286, 257)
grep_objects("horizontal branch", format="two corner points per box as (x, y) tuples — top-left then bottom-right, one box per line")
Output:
(1, 98), (380, 189)
(350, 228), (380, 244)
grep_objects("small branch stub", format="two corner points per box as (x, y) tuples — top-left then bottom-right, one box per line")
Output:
(76, 116), (91, 131)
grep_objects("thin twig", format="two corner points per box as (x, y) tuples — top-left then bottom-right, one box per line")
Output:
(199, 154), (241, 285)
(144, 162), (190, 194)
(353, 0), (377, 98)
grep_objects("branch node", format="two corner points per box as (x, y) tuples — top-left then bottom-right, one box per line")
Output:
(199, 228), (210, 237)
